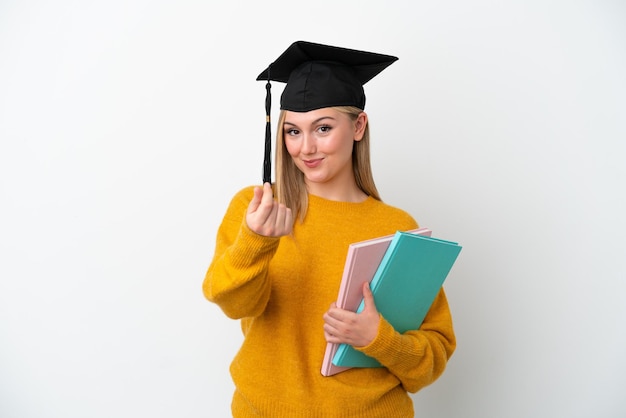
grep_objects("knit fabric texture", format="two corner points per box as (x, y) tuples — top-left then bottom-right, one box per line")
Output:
(203, 186), (456, 417)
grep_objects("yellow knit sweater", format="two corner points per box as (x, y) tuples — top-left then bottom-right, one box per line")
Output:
(203, 186), (456, 417)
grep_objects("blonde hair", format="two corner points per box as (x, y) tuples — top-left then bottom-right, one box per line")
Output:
(274, 106), (381, 222)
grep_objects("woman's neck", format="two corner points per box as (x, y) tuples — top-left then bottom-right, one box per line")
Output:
(305, 180), (368, 203)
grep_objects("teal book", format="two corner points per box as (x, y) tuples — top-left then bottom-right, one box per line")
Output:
(332, 231), (462, 368)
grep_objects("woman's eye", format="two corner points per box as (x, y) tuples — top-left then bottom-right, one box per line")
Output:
(285, 128), (299, 136)
(318, 125), (331, 133)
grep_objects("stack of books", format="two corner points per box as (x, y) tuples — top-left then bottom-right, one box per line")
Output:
(321, 228), (462, 376)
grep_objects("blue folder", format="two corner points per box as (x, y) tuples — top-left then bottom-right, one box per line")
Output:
(332, 231), (462, 368)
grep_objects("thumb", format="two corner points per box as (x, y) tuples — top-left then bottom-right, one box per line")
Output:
(362, 282), (377, 313)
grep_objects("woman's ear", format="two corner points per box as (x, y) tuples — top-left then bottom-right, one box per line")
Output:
(354, 112), (368, 141)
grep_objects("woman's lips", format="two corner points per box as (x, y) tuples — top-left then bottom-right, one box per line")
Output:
(303, 158), (323, 168)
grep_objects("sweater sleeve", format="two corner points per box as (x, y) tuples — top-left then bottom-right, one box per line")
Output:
(202, 188), (280, 319)
(356, 288), (456, 393)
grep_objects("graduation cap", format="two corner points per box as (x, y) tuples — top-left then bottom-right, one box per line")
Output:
(256, 40), (398, 183)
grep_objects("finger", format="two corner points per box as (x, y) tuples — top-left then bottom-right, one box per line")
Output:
(323, 322), (343, 340)
(324, 306), (345, 321)
(254, 184), (278, 224)
(247, 186), (263, 214)
(322, 310), (343, 330)
(260, 182), (274, 206)
(283, 207), (293, 233)
(274, 203), (286, 230)
(323, 328), (340, 343)
(266, 201), (279, 228)
(274, 204), (293, 234)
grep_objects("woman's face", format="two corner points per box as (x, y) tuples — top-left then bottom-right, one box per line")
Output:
(283, 108), (367, 195)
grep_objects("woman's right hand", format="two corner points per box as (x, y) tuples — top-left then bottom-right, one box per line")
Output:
(246, 183), (293, 237)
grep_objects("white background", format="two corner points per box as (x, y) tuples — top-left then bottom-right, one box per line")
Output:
(1, 1), (625, 417)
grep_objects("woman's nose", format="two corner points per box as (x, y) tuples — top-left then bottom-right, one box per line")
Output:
(301, 134), (316, 154)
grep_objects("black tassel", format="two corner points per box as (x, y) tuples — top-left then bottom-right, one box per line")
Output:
(263, 69), (272, 184)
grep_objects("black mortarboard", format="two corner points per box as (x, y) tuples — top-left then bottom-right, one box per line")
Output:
(256, 40), (398, 183)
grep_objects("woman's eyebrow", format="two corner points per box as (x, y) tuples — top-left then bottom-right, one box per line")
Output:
(284, 116), (336, 127)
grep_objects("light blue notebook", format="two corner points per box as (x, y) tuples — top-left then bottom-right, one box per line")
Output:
(332, 231), (462, 368)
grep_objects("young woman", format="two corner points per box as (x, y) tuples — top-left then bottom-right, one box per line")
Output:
(203, 41), (456, 417)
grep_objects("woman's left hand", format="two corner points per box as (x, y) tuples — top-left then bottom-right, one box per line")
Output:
(322, 282), (380, 347)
